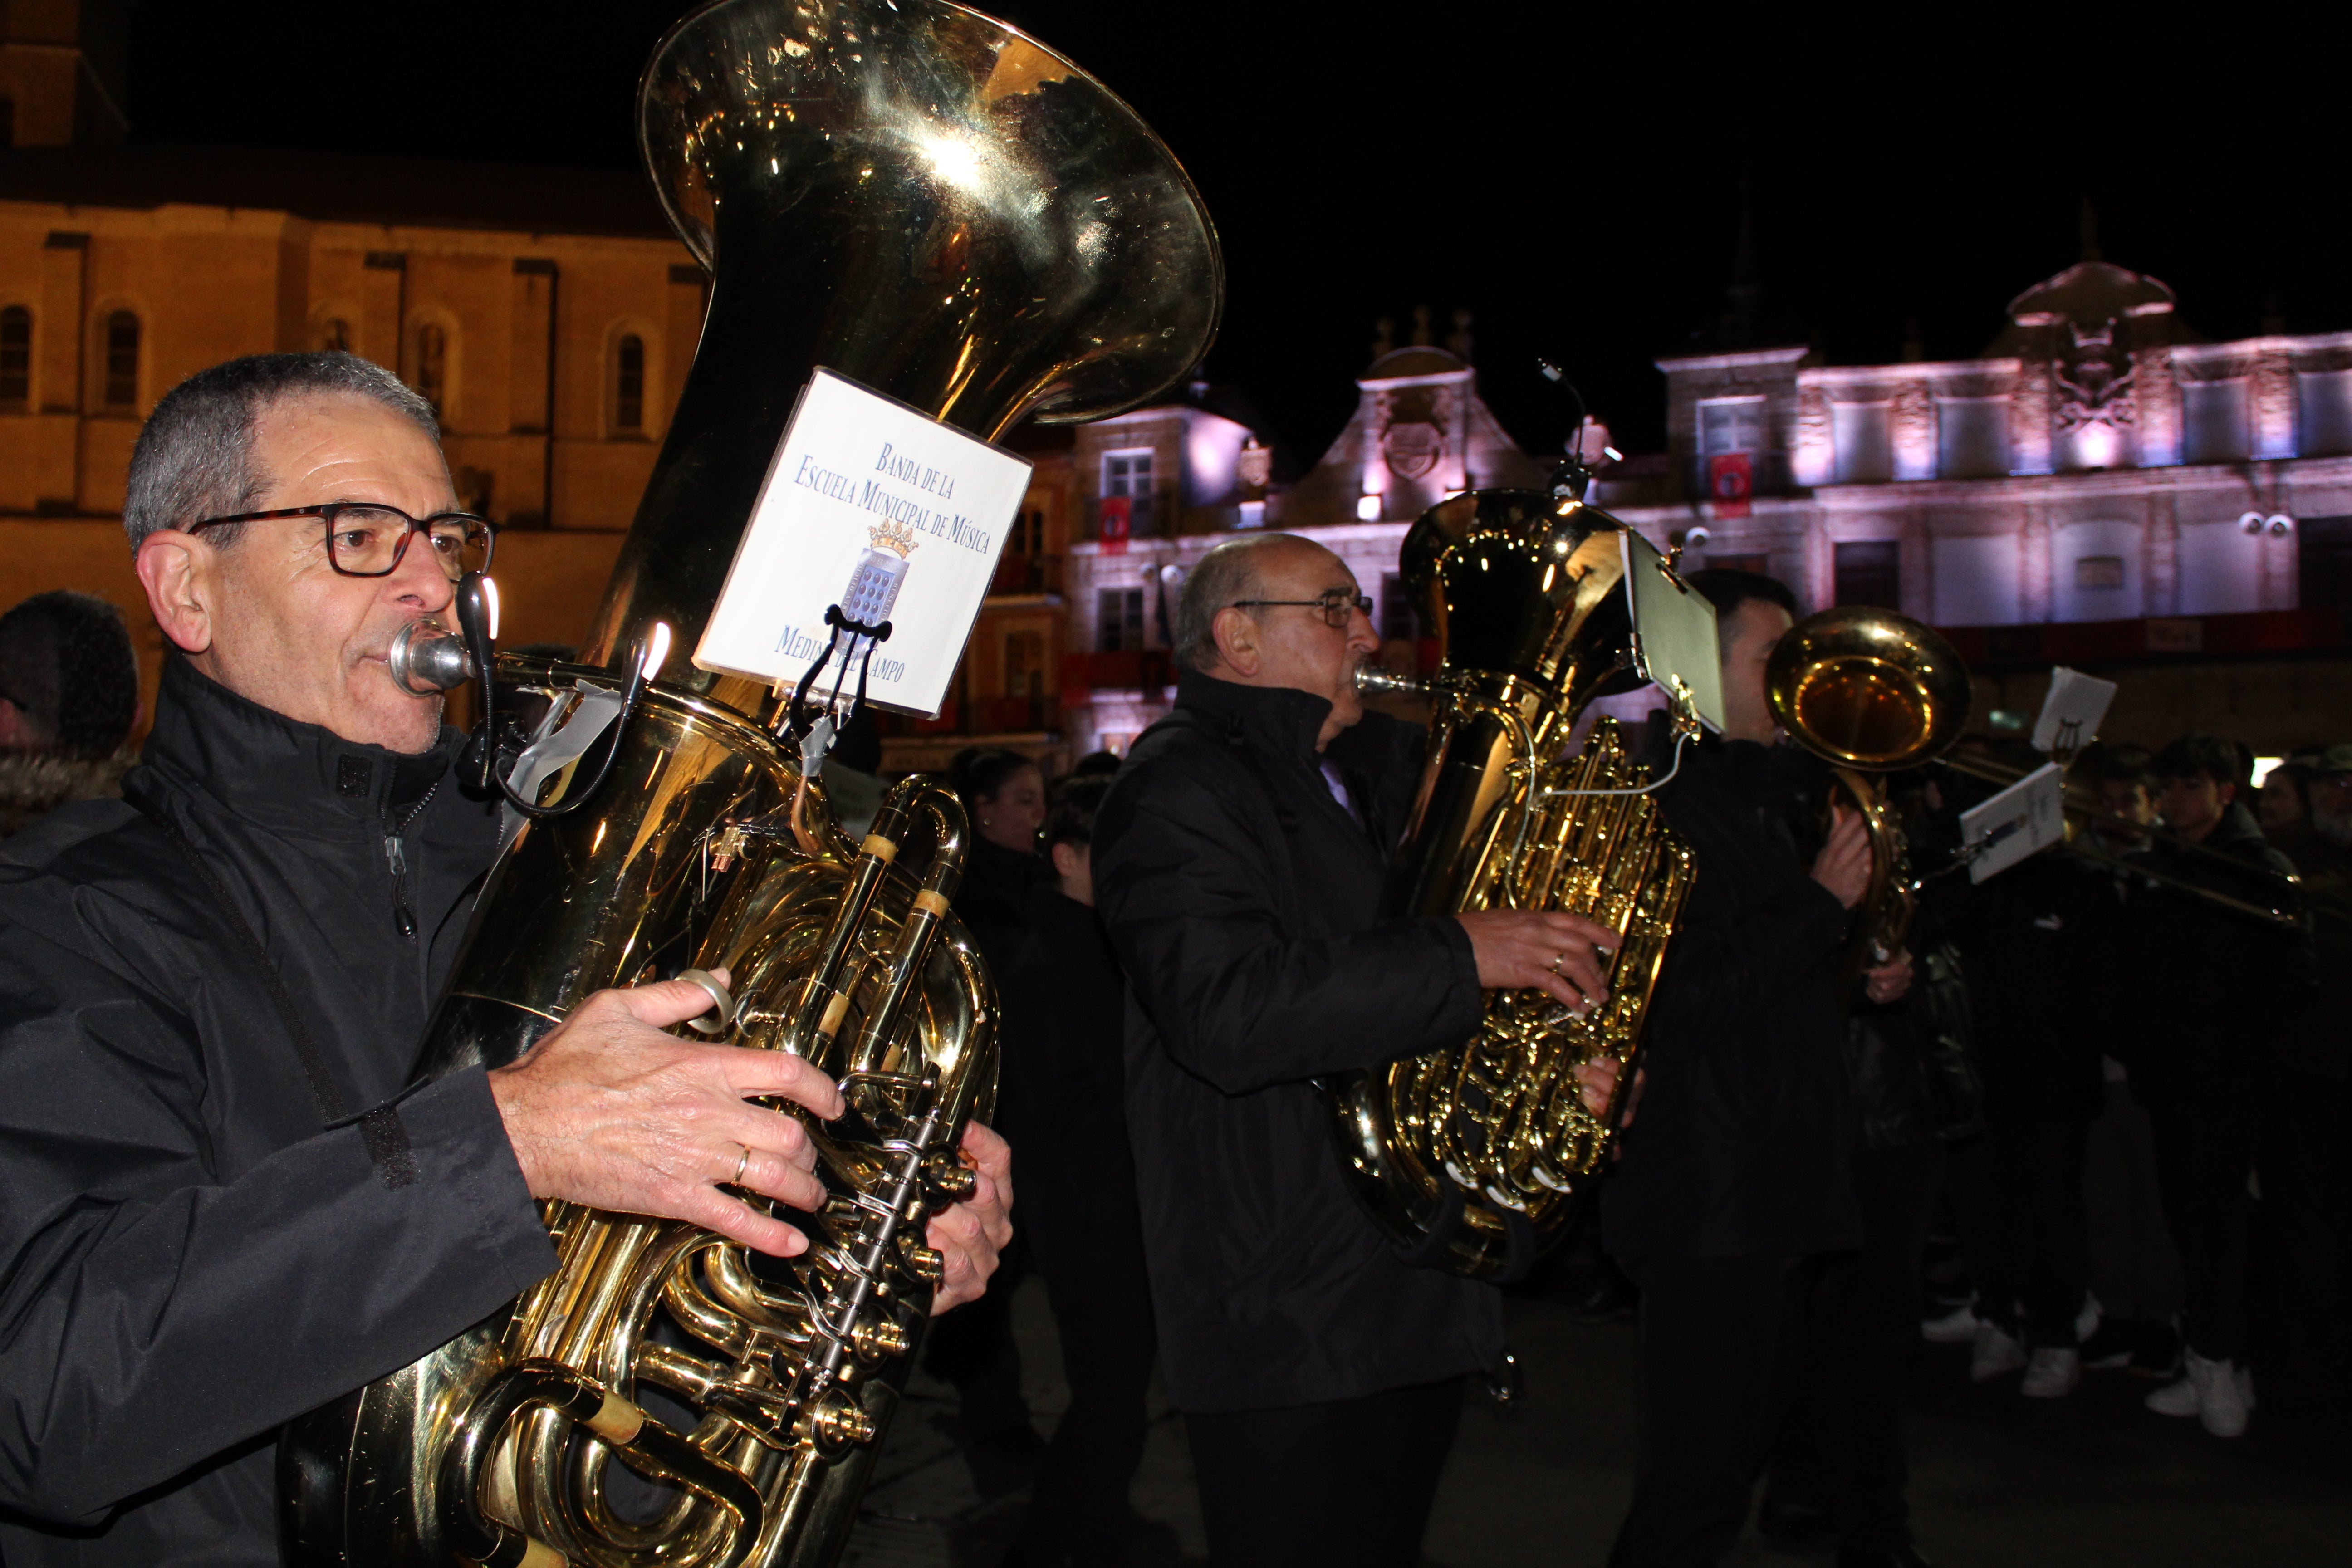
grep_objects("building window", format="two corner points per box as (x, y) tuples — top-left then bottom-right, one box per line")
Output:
(1097, 587), (1145, 652)
(2296, 369), (2352, 458)
(612, 333), (645, 433)
(1833, 541), (1901, 609)
(318, 318), (351, 353)
(1012, 508), (1044, 556)
(2181, 379), (2250, 464)
(0, 307), (29, 405)
(102, 311), (139, 409)
(2299, 517), (2352, 611)
(1830, 402), (1894, 484)
(1379, 571), (1429, 641)
(1102, 449), (1155, 537)
(1004, 630), (1044, 698)
(414, 323), (448, 415)
(1936, 397), (2009, 478)
(1697, 398), (1765, 456)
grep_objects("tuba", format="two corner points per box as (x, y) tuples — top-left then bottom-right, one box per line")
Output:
(1764, 607), (1970, 980)
(279, 3), (1219, 1564)
(1326, 482), (1698, 1281)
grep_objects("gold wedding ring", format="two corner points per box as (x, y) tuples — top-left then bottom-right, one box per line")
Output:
(732, 1143), (750, 1187)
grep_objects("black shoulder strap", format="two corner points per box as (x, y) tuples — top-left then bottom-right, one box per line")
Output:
(130, 795), (352, 1125)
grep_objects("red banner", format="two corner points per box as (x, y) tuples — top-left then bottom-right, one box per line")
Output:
(1708, 453), (1753, 519)
(1098, 494), (1131, 555)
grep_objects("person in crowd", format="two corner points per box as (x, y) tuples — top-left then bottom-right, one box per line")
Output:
(993, 773), (1157, 1568)
(2120, 734), (2311, 1436)
(2258, 757), (2312, 836)
(1602, 568), (1897, 1568)
(2255, 744), (2352, 1390)
(1763, 767), (1972, 1568)
(1092, 532), (1619, 1568)
(1936, 768), (2121, 1398)
(0, 589), (142, 837)
(0, 352), (1010, 1568)
(924, 743), (1056, 1475)
(2059, 743), (2186, 1378)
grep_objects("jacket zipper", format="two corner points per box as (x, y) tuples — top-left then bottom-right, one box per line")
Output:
(384, 778), (441, 940)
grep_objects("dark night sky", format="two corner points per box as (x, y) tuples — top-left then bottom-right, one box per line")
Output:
(127, 1), (2341, 466)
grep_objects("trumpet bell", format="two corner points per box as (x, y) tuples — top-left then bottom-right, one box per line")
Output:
(1766, 607), (1970, 770)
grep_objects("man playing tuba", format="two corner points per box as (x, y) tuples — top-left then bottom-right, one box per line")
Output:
(0, 353), (1011, 1568)
(1091, 532), (1621, 1568)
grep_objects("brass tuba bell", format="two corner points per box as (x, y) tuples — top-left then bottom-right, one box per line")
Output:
(279, 3), (1220, 1564)
(1765, 606), (1971, 973)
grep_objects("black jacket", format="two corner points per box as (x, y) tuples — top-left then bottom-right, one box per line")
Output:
(1092, 671), (1498, 1414)
(1941, 850), (2121, 1123)
(2117, 802), (2312, 1106)
(984, 884), (1137, 1278)
(0, 658), (554, 1566)
(1602, 736), (1861, 1260)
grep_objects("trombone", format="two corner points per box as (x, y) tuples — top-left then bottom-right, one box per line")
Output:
(1938, 745), (2309, 929)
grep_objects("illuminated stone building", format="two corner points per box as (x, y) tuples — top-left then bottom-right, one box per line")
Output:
(1058, 343), (1543, 756)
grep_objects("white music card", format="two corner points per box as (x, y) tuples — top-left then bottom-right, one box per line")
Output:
(1621, 530), (1726, 733)
(1960, 761), (2066, 882)
(2031, 666), (2118, 758)
(692, 369), (1034, 717)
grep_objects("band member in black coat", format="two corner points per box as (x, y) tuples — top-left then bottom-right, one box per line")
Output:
(0, 354), (1011, 1568)
(1602, 569), (1880, 1568)
(1093, 533), (1621, 1568)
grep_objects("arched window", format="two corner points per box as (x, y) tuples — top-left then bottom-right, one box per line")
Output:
(318, 318), (352, 353)
(103, 311), (139, 409)
(413, 323), (447, 415)
(612, 333), (645, 433)
(0, 307), (30, 405)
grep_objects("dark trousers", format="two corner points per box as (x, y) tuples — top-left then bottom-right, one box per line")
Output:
(2259, 1071), (2352, 1373)
(1954, 1118), (2092, 1347)
(2146, 1091), (2262, 1363)
(1184, 1376), (1464, 1568)
(925, 1234), (1034, 1440)
(1609, 1253), (1802, 1568)
(1010, 1207), (1157, 1567)
(1767, 1142), (1944, 1554)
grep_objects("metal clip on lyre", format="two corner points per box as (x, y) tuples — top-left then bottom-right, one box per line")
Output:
(779, 603), (892, 774)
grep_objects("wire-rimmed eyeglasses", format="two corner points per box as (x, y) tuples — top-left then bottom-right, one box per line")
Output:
(186, 503), (495, 581)
(1229, 590), (1374, 630)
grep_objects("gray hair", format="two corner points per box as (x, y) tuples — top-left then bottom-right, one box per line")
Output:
(1174, 533), (1317, 672)
(122, 352), (439, 551)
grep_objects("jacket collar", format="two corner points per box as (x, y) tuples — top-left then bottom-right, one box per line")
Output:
(1172, 668), (1332, 768)
(134, 654), (457, 834)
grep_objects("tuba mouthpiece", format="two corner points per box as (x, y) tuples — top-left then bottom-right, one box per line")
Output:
(387, 616), (475, 696)
(1354, 665), (1429, 700)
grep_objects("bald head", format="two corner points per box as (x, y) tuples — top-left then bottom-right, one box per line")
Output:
(1175, 533), (1377, 750)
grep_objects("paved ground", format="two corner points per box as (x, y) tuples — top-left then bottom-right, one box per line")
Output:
(840, 1275), (2350, 1568)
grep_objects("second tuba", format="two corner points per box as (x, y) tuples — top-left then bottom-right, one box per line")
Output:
(279, 4), (1220, 1565)
(1327, 483), (1697, 1280)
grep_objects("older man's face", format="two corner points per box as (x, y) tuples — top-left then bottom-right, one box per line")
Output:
(1214, 541), (1378, 749)
(136, 393), (458, 754)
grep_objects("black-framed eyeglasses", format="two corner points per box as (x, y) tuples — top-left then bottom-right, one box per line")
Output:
(1230, 590), (1374, 630)
(187, 503), (495, 581)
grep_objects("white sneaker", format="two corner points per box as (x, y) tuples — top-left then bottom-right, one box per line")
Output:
(2145, 1350), (2248, 1437)
(1923, 1299), (1983, 1344)
(1971, 1322), (2027, 1382)
(2022, 1346), (2081, 1399)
